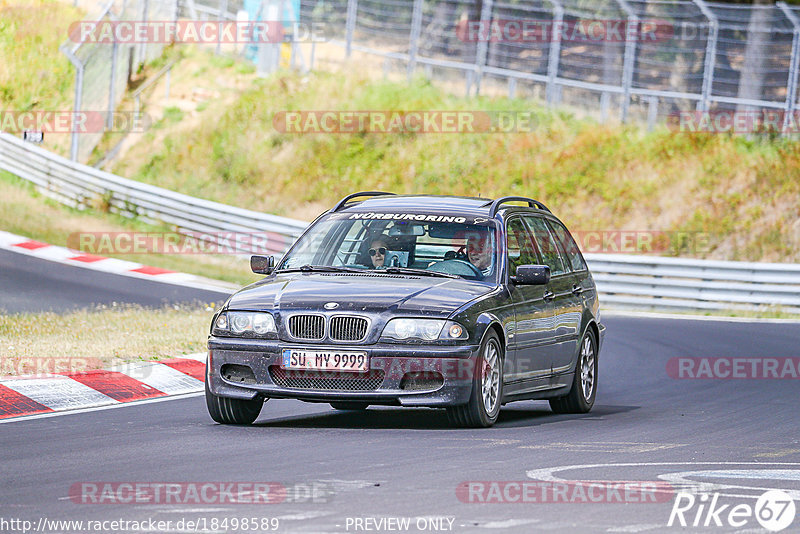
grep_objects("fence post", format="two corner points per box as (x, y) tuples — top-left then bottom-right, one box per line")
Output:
(61, 45), (84, 162)
(647, 96), (659, 130)
(693, 0), (717, 112)
(107, 10), (119, 130)
(217, 0), (229, 55)
(778, 2), (800, 134)
(616, 0), (638, 122)
(139, 0), (149, 67)
(473, 0), (494, 96)
(407, 0), (424, 81)
(345, 0), (358, 58)
(546, 0), (563, 105)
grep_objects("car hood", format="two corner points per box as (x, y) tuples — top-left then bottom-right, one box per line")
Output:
(226, 272), (492, 317)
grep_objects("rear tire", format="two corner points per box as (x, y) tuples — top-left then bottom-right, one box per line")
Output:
(330, 402), (369, 411)
(205, 379), (263, 425)
(446, 331), (503, 428)
(549, 329), (597, 414)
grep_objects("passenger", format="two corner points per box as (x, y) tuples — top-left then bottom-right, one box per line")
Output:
(467, 232), (493, 272)
(369, 238), (388, 269)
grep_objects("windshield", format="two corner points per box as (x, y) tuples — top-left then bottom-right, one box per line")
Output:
(278, 212), (499, 282)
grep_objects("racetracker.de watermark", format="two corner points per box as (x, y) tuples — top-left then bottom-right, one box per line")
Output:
(456, 481), (675, 503)
(274, 110), (662, 133)
(0, 111), (149, 134)
(0, 357), (103, 378)
(68, 482), (333, 504)
(569, 231), (710, 254)
(455, 19), (673, 43)
(668, 110), (800, 134)
(66, 231), (288, 255)
(667, 357), (800, 380)
(68, 20), (329, 44)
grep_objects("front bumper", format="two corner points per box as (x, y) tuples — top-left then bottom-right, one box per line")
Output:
(206, 337), (480, 407)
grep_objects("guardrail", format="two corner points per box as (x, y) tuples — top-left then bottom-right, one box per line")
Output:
(585, 254), (800, 313)
(0, 133), (306, 255)
(1, 132), (798, 313)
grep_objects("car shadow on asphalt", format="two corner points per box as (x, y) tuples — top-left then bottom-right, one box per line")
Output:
(496, 404), (639, 428)
(250, 403), (639, 430)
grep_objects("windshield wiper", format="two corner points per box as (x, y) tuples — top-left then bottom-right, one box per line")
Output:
(381, 267), (459, 279)
(275, 264), (367, 274)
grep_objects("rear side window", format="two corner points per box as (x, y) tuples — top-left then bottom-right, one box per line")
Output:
(546, 219), (587, 272)
(522, 216), (567, 276)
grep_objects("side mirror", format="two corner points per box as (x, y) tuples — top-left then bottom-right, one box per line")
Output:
(251, 255), (275, 275)
(513, 264), (550, 285)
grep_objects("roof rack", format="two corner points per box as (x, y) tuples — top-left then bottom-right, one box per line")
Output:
(486, 196), (551, 217)
(332, 191), (396, 212)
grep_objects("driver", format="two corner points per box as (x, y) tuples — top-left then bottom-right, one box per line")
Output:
(467, 232), (493, 272)
(368, 238), (388, 269)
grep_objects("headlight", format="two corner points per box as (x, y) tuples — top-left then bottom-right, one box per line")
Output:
(212, 311), (276, 338)
(381, 319), (468, 342)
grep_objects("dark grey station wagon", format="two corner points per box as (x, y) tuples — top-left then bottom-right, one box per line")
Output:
(206, 192), (604, 427)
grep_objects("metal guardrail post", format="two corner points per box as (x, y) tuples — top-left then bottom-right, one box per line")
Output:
(407, 0), (424, 81)
(693, 0), (717, 112)
(778, 2), (800, 134)
(473, 0), (494, 96)
(616, 0), (638, 123)
(546, 0), (563, 105)
(345, 0), (358, 58)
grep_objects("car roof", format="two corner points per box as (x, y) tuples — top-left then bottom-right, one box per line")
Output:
(337, 194), (552, 218)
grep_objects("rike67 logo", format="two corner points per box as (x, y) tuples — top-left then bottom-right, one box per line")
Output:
(669, 490), (796, 531)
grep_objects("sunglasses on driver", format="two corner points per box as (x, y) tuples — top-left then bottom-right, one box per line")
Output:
(369, 247), (387, 256)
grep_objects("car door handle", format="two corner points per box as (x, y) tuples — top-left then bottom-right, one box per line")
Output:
(543, 290), (555, 302)
(572, 285), (583, 295)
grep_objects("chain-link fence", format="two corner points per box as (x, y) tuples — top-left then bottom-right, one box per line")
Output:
(61, 0), (800, 159)
(61, 0), (178, 162)
(305, 0), (800, 131)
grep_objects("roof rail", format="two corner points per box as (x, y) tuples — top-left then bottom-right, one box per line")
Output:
(332, 191), (396, 212)
(486, 196), (550, 217)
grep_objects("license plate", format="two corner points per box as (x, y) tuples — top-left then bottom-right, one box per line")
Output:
(281, 349), (368, 372)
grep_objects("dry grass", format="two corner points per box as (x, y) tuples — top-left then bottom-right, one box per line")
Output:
(0, 303), (213, 376)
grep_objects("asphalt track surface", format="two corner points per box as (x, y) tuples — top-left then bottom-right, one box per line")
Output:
(0, 248), (229, 313)
(2, 252), (799, 533)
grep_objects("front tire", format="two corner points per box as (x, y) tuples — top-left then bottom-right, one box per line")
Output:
(550, 328), (597, 414)
(205, 379), (263, 425)
(447, 331), (503, 428)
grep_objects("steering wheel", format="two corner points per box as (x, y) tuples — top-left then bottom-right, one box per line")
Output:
(427, 259), (483, 279)
(444, 246), (468, 261)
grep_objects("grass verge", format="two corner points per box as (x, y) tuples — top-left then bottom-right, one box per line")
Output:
(0, 303), (212, 376)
